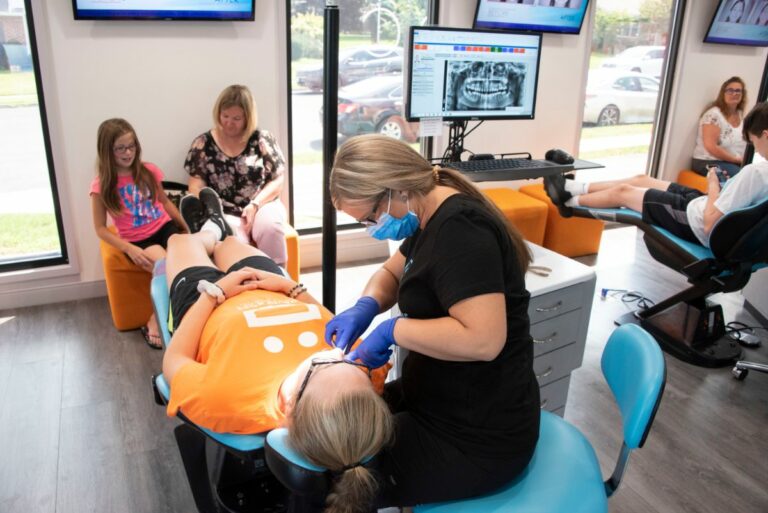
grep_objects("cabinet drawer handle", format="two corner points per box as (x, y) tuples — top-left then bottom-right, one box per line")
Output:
(535, 301), (562, 313)
(533, 332), (558, 344)
(536, 366), (554, 379)
(540, 398), (548, 409)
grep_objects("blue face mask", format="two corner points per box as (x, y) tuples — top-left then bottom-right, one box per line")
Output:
(366, 191), (420, 241)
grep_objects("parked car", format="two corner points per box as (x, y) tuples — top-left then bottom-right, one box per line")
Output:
(0, 43), (32, 71)
(583, 71), (660, 126)
(600, 45), (665, 78)
(296, 45), (403, 92)
(328, 74), (418, 142)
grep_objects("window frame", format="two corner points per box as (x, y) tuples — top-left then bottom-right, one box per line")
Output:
(0, 0), (69, 274)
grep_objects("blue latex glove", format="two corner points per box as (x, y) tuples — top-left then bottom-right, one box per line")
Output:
(346, 317), (399, 369)
(324, 296), (380, 352)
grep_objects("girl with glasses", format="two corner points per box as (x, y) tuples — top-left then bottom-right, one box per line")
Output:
(327, 135), (540, 509)
(90, 118), (188, 349)
(692, 76), (749, 177)
(160, 222), (392, 513)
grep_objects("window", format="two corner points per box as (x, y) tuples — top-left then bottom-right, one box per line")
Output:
(287, 0), (430, 231)
(0, 0), (68, 272)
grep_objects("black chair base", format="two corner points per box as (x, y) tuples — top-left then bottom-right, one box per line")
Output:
(615, 301), (742, 368)
(174, 424), (289, 513)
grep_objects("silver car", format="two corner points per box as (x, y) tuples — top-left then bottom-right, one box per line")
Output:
(583, 71), (660, 126)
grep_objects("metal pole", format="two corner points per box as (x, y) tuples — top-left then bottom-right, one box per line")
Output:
(322, 0), (339, 311)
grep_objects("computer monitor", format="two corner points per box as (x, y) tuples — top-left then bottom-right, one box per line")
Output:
(406, 26), (543, 122)
(72, 0), (256, 21)
(474, 0), (590, 35)
(704, 0), (768, 47)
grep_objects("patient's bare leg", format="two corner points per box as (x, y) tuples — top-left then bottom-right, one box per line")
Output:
(165, 231), (218, 286)
(213, 235), (271, 272)
(585, 174), (671, 194)
(577, 183), (648, 212)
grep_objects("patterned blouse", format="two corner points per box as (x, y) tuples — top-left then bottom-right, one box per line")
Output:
(184, 129), (286, 216)
(693, 106), (746, 161)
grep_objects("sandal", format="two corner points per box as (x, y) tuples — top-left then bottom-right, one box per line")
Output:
(140, 326), (163, 350)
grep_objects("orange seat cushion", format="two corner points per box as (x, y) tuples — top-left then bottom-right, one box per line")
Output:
(482, 188), (548, 245)
(677, 169), (708, 193)
(519, 184), (604, 257)
(100, 235), (153, 331)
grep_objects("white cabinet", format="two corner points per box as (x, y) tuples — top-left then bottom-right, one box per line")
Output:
(526, 243), (596, 416)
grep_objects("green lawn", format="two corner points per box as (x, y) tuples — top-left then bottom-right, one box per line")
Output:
(0, 71), (37, 107)
(0, 213), (60, 256)
(589, 52), (610, 70)
(581, 123), (652, 139)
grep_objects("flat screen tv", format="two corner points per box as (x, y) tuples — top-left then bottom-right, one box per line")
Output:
(72, 0), (256, 21)
(474, 0), (590, 35)
(406, 26), (543, 121)
(704, 0), (768, 47)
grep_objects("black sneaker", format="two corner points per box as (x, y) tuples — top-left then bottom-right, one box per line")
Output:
(180, 194), (206, 233)
(199, 187), (233, 240)
(543, 173), (574, 218)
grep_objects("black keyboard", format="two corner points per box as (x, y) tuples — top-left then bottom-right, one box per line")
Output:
(445, 158), (568, 182)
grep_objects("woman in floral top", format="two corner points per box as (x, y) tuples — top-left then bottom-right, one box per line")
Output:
(691, 76), (748, 177)
(184, 85), (288, 265)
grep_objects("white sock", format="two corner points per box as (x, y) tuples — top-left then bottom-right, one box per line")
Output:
(200, 219), (222, 240)
(565, 196), (580, 207)
(564, 180), (589, 196)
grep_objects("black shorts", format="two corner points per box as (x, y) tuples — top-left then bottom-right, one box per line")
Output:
(133, 221), (180, 249)
(168, 255), (283, 331)
(641, 183), (703, 243)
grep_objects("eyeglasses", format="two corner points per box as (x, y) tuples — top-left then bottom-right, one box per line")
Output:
(356, 192), (387, 227)
(113, 143), (136, 154)
(725, 88), (743, 95)
(294, 358), (371, 406)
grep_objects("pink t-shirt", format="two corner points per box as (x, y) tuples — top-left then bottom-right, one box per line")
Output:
(89, 162), (171, 242)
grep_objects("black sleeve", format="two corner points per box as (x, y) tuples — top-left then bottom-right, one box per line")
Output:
(430, 215), (506, 311)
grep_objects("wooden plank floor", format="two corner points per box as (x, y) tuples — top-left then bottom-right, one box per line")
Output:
(1, 226), (766, 513)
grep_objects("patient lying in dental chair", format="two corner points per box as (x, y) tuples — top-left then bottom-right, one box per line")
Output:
(160, 230), (390, 440)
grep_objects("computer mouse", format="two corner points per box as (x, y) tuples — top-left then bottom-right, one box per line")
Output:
(545, 148), (575, 165)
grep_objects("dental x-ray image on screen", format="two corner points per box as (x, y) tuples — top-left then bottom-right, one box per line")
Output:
(444, 61), (527, 111)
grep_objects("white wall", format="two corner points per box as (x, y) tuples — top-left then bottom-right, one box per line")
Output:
(0, 0), (288, 308)
(657, 0), (768, 181)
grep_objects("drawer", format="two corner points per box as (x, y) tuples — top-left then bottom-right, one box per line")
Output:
(528, 285), (583, 324)
(539, 375), (571, 413)
(533, 342), (582, 387)
(531, 309), (581, 357)
(550, 406), (565, 418)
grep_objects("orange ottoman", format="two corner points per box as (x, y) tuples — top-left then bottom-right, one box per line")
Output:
(284, 223), (300, 282)
(482, 188), (548, 245)
(519, 184), (604, 257)
(677, 169), (708, 193)
(100, 235), (153, 331)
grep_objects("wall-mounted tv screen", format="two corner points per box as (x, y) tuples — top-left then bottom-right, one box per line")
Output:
(72, 0), (256, 21)
(406, 26), (543, 121)
(474, 0), (590, 35)
(704, 0), (768, 46)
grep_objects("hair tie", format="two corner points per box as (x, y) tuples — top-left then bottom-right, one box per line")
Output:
(432, 165), (440, 183)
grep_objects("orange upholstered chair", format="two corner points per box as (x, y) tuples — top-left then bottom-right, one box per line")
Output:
(100, 231), (154, 331)
(482, 188), (548, 245)
(676, 169), (708, 193)
(519, 183), (604, 257)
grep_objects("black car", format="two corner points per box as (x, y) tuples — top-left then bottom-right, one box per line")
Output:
(297, 45), (403, 92)
(332, 75), (418, 142)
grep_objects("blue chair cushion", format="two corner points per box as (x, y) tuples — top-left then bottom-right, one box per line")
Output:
(414, 411), (608, 513)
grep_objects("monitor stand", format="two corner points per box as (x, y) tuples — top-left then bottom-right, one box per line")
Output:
(446, 120), (468, 162)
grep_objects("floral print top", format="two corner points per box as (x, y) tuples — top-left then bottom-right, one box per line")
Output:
(184, 129), (286, 216)
(693, 106), (746, 161)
